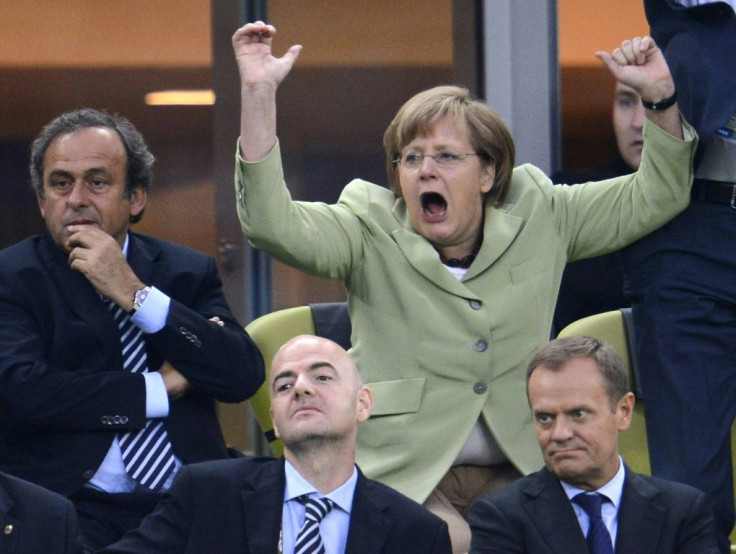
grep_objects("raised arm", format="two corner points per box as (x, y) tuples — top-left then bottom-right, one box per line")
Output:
(232, 21), (302, 161)
(597, 36), (683, 139)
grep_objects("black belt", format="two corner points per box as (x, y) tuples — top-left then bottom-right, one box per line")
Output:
(691, 178), (736, 208)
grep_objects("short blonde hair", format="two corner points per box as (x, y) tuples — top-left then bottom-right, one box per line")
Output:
(383, 85), (516, 205)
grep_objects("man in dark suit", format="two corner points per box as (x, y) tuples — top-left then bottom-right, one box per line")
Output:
(102, 335), (452, 553)
(0, 108), (264, 551)
(619, 2), (736, 549)
(0, 470), (83, 554)
(469, 336), (720, 553)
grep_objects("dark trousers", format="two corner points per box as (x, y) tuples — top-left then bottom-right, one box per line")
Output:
(622, 200), (736, 552)
(70, 487), (161, 553)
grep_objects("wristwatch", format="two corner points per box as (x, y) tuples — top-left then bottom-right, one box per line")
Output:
(130, 286), (151, 314)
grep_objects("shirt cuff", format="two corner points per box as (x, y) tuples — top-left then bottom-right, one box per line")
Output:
(130, 286), (170, 333)
(144, 371), (169, 418)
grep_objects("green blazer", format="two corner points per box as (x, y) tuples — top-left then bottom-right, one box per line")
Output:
(235, 120), (696, 503)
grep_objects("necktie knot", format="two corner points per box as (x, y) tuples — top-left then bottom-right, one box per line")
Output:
(573, 492), (607, 519)
(573, 493), (614, 554)
(294, 495), (335, 554)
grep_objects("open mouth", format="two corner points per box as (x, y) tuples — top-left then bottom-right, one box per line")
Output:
(421, 192), (447, 218)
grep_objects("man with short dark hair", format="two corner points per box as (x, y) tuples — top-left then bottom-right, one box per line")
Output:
(0, 108), (264, 551)
(102, 335), (452, 553)
(469, 336), (720, 553)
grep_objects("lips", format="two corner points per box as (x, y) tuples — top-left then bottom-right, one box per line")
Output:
(420, 192), (447, 222)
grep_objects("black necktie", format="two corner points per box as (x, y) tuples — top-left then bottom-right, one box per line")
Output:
(106, 299), (176, 491)
(294, 495), (335, 554)
(573, 492), (615, 554)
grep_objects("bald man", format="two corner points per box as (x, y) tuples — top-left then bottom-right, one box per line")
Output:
(103, 335), (451, 553)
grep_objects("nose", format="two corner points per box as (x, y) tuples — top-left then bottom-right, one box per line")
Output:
(632, 102), (645, 129)
(550, 417), (573, 442)
(418, 155), (438, 179)
(291, 373), (314, 397)
(67, 181), (90, 207)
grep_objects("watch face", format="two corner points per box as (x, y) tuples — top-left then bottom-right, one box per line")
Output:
(135, 287), (151, 309)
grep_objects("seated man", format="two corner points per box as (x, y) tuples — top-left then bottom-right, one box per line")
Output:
(0, 470), (83, 554)
(469, 336), (720, 553)
(102, 335), (452, 553)
(0, 108), (265, 551)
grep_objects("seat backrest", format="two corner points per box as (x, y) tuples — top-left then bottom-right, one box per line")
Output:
(557, 308), (651, 475)
(218, 302), (350, 457)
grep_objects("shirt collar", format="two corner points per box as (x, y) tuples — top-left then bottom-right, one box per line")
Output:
(122, 233), (130, 257)
(560, 456), (626, 510)
(283, 460), (358, 515)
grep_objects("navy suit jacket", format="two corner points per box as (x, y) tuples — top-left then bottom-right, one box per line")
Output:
(468, 465), (720, 553)
(645, 0), (736, 144)
(0, 232), (264, 496)
(100, 457), (452, 553)
(0, 470), (83, 554)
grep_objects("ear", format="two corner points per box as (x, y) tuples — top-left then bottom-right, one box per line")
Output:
(616, 392), (635, 431)
(128, 187), (147, 219)
(269, 407), (280, 439)
(480, 164), (495, 195)
(355, 386), (373, 424)
(37, 192), (46, 218)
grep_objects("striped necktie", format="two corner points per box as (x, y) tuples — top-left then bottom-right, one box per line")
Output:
(294, 495), (335, 554)
(573, 492), (615, 554)
(106, 300), (176, 491)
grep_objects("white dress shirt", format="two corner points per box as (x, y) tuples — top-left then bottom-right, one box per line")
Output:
(281, 461), (357, 554)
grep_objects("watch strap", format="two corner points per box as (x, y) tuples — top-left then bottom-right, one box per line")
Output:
(641, 92), (677, 111)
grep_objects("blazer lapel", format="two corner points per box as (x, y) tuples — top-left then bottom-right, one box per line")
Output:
(390, 197), (523, 291)
(126, 233), (167, 286)
(240, 459), (285, 553)
(37, 234), (121, 364)
(464, 204), (522, 280)
(615, 467), (665, 553)
(345, 472), (392, 554)
(524, 469), (590, 554)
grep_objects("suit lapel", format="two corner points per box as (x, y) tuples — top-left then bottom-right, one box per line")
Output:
(0, 483), (19, 553)
(390, 198), (523, 292)
(240, 459), (285, 553)
(615, 467), (665, 553)
(37, 234), (121, 363)
(524, 469), (590, 554)
(126, 233), (166, 286)
(464, 204), (523, 280)
(345, 471), (392, 554)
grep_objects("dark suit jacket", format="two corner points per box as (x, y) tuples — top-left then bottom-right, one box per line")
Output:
(100, 457), (452, 553)
(469, 465), (720, 553)
(0, 232), (264, 496)
(0, 471), (82, 554)
(645, 0), (736, 144)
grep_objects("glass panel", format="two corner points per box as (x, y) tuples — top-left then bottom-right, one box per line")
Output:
(266, 0), (454, 309)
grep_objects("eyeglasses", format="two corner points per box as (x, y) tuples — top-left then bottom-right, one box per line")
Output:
(393, 151), (482, 171)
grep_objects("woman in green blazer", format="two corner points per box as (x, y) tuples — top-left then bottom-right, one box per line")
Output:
(232, 25), (696, 553)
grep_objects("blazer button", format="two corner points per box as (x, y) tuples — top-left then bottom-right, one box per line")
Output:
(83, 470), (94, 480)
(474, 339), (488, 352)
(469, 299), (482, 310)
(101, 416), (109, 425)
(4, 524), (13, 535)
(473, 382), (488, 394)
(120, 416), (129, 424)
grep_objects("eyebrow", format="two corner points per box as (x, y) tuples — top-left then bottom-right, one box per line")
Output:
(47, 167), (114, 180)
(270, 362), (338, 390)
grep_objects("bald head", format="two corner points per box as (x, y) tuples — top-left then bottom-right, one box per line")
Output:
(270, 335), (362, 395)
